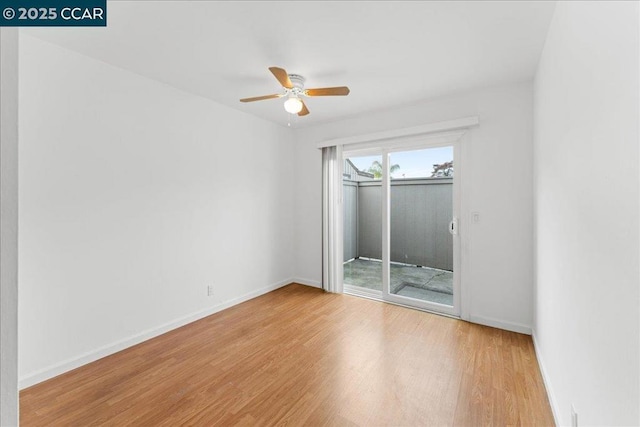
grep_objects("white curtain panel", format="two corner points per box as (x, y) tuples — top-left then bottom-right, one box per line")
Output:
(321, 145), (343, 293)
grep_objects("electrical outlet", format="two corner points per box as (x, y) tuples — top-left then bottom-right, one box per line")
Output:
(207, 285), (214, 297)
(571, 405), (578, 427)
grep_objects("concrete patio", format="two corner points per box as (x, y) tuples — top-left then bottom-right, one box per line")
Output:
(343, 258), (453, 305)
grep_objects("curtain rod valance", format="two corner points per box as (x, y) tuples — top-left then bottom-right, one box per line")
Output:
(316, 116), (479, 149)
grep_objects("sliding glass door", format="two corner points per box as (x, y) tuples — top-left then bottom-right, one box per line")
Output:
(384, 146), (459, 315)
(343, 143), (460, 316)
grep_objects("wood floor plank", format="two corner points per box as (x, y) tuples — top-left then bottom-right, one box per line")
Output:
(20, 284), (555, 426)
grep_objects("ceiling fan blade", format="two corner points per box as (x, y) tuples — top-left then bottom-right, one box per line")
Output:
(239, 94), (283, 103)
(298, 100), (310, 116)
(269, 67), (293, 89)
(305, 86), (350, 97)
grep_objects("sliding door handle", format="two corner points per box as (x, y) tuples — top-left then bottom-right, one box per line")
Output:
(449, 218), (458, 236)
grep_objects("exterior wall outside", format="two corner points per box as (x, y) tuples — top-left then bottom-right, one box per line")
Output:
(344, 178), (453, 271)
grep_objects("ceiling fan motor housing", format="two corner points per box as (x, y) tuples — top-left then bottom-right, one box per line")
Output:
(287, 74), (306, 96)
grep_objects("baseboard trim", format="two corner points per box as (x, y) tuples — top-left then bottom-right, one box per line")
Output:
(18, 278), (292, 390)
(292, 277), (322, 288)
(468, 314), (532, 335)
(532, 331), (559, 426)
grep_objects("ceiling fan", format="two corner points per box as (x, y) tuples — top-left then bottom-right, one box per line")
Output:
(240, 66), (350, 117)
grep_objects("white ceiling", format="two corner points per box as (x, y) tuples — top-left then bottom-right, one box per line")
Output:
(24, 1), (556, 127)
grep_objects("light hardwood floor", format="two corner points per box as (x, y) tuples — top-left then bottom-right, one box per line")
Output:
(21, 284), (554, 426)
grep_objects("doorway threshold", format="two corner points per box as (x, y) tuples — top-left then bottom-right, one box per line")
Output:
(343, 285), (461, 320)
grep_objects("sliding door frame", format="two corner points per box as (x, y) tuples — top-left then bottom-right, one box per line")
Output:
(342, 131), (466, 318)
(380, 141), (461, 316)
(324, 116), (480, 320)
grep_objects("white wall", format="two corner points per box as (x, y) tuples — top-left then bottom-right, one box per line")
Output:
(293, 82), (535, 334)
(1, 28), (19, 427)
(533, 2), (639, 425)
(18, 35), (294, 387)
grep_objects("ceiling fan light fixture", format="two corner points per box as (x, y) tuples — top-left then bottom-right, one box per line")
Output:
(284, 96), (303, 114)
